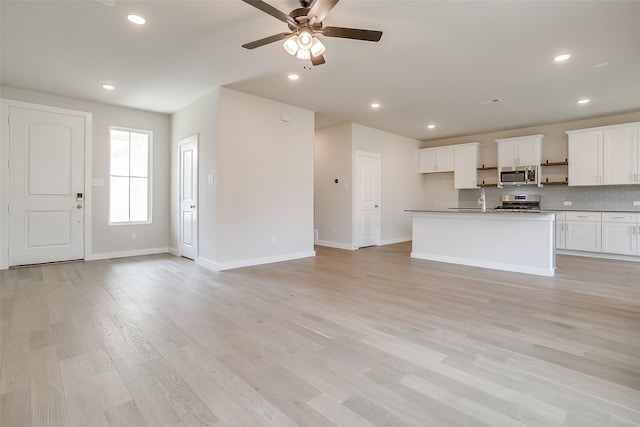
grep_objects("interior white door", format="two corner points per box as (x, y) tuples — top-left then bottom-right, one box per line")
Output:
(9, 106), (85, 265)
(355, 152), (380, 248)
(179, 135), (198, 260)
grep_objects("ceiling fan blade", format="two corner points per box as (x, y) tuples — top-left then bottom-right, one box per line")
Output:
(241, 0), (296, 25)
(322, 26), (383, 42)
(311, 54), (326, 66)
(307, 0), (340, 23)
(242, 32), (293, 49)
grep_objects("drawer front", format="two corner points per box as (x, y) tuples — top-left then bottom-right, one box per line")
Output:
(554, 212), (566, 221)
(602, 212), (638, 223)
(566, 212), (602, 222)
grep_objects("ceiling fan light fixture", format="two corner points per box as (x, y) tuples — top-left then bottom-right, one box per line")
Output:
(310, 37), (326, 57)
(283, 35), (299, 55)
(296, 48), (311, 60)
(297, 30), (313, 50)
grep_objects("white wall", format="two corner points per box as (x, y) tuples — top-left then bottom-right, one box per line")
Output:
(352, 124), (424, 244)
(314, 123), (353, 248)
(170, 88), (220, 263)
(314, 122), (424, 249)
(216, 88), (315, 266)
(0, 86), (171, 268)
(170, 88), (315, 270)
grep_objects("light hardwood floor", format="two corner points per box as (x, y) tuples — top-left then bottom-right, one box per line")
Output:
(1, 242), (639, 426)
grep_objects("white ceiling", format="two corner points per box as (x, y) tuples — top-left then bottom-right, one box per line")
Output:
(2, 0), (639, 140)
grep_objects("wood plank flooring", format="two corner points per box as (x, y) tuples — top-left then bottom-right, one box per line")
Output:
(1, 242), (639, 426)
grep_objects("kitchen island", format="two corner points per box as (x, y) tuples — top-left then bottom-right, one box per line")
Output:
(406, 210), (556, 277)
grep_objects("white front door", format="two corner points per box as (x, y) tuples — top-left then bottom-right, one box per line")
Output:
(179, 135), (198, 260)
(9, 106), (86, 265)
(355, 151), (380, 248)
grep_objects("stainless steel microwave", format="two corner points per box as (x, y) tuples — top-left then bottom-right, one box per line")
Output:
(498, 165), (538, 186)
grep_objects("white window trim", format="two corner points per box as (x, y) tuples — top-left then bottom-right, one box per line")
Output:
(108, 126), (153, 226)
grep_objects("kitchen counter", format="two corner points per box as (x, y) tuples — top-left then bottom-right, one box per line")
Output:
(406, 209), (550, 214)
(408, 210), (556, 277)
(540, 209), (640, 213)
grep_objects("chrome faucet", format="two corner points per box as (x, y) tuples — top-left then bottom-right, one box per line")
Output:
(478, 188), (486, 212)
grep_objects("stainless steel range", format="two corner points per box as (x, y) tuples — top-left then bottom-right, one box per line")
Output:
(494, 194), (541, 211)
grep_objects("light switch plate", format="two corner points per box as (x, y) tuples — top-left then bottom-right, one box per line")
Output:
(564, 201), (572, 206)
(633, 201), (640, 206)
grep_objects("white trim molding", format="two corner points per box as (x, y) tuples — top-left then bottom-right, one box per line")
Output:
(315, 240), (357, 250)
(86, 247), (169, 261)
(196, 251), (316, 272)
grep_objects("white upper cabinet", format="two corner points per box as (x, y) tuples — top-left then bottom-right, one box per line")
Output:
(568, 130), (603, 186)
(603, 124), (639, 185)
(495, 134), (543, 167)
(453, 143), (480, 189)
(567, 122), (640, 186)
(418, 146), (454, 173)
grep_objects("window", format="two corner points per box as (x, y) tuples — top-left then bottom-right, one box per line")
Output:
(109, 127), (152, 224)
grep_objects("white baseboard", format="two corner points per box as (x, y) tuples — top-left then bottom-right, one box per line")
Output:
(557, 249), (640, 262)
(378, 237), (411, 246)
(167, 247), (179, 256)
(196, 250), (317, 272)
(315, 238), (410, 250)
(411, 251), (555, 277)
(86, 247), (169, 261)
(315, 240), (356, 250)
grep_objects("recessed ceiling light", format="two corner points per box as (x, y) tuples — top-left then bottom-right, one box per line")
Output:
(577, 98), (590, 104)
(101, 83), (115, 91)
(370, 103), (381, 109)
(554, 54), (571, 62)
(127, 14), (146, 25)
(427, 124), (436, 129)
(287, 74), (299, 80)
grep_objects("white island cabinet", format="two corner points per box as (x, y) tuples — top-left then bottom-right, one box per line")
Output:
(408, 211), (556, 277)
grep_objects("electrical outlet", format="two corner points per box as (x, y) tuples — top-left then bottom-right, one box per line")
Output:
(634, 201), (640, 206)
(563, 201), (572, 206)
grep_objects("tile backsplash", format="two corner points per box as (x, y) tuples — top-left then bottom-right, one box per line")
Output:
(459, 185), (640, 211)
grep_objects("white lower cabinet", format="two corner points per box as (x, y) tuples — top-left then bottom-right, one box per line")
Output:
(555, 212), (566, 249)
(602, 213), (639, 255)
(556, 211), (640, 258)
(565, 212), (602, 252)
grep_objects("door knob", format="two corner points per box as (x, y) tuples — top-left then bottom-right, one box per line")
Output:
(76, 204), (83, 209)
(375, 204), (379, 208)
